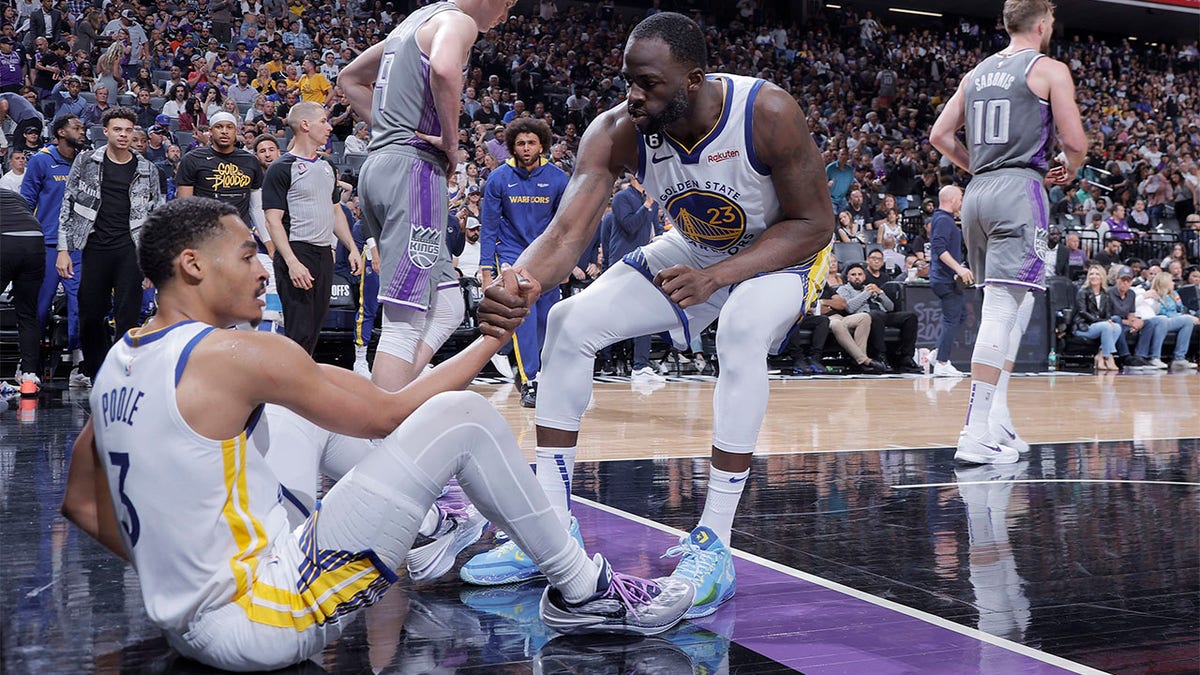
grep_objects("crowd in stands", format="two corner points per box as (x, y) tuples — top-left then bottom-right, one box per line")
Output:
(2, 0), (1198, 378)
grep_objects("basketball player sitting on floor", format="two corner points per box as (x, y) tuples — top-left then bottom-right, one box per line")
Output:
(60, 198), (694, 672)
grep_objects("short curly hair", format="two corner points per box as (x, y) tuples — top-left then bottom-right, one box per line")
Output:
(139, 197), (240, 288)
(505, 117), (552, 156)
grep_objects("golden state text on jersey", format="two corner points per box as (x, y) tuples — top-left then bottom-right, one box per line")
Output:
(636, 74), (780, 261)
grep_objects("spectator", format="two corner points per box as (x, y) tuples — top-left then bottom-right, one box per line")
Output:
(1142, 271), (1199, 370)
(0, 149), (28, 190)
(1093, 238), (1123, 268)
(11, 125), (43, 154)
(825, 148), (854, 211)
(835, 210), (866, 244)
(143, 124), (169, 163)
(344, 121), (369, 154)
(1101, 203), (1135, 241)
(72, 8), (100, 60)
(297, 56), (331, 104)
(455, 211), (482, 280)
(1160, 242), (1189, 270)
(56, 107), (163, 389)
(0, 91), (45, 142)
(1107, 266), (1154, 369)
(132, 89), (160, 128)
(226, 69), (259, 107)
(81, 86), (113, 128)
(0, 188), (45, 384)
(807, 257), (885, 374)
(24, 0), (65, 52)
(1072, 264), (1122, 371)
(1055, 231), (1088, 279)
(838, 262), (920, 373)
(485, 124), (509, 162)
(929, 185), (972, 376)
(0, 37), (22, 94)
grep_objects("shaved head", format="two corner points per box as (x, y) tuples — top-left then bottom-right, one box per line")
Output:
(938, 185), (963, 214)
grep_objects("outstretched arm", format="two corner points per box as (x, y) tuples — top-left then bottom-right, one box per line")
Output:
(477, 108), (634, 336)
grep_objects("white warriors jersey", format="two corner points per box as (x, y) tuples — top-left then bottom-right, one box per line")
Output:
(636, 73), (781, 263)
(91, 321), (292, 634)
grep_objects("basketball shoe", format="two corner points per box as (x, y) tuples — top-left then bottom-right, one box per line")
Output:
(955, 430), (1020, 464)
(406, 496), (489, 583)
(661, 526), (736, 618)
(539, 554), (694, 636)
(989, 419), (1030, 455)
(461, 516), (584, 585)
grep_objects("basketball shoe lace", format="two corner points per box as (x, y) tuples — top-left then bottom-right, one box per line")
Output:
(598, 569), (663, 618)
(661, 538), (717, 578)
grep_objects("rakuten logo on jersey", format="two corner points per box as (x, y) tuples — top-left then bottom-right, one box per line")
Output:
(706, 149), (740, 165)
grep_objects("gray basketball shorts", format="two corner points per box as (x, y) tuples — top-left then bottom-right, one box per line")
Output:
(358, 149), (451, 310)
(960, 170), (1050, 291)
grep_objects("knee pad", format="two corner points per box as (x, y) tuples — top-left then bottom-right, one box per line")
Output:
(421, 286), (465, 352)
(1005, 292), (1036, 362)
(377, 305), (423, 362)
(974, 285), (1026, 369)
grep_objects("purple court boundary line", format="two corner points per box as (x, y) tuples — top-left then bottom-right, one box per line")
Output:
(573, 497), (1105, 675)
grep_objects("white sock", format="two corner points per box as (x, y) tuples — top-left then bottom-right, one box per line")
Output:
(964, 380), (997, 437)
(699, 465), (749, 545)
(556, 551), (602, 604)
(417, 504), (440, 537)
(536, 446), (576, 527)
(990, 370), (1012, 425)
(354, 344), (368, 362)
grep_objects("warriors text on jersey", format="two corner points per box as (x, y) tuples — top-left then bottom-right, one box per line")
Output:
(635, 73), (780, 263)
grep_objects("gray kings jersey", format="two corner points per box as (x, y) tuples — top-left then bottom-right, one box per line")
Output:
(368, 1), (461, 156)
(963, 49), (1056, 176)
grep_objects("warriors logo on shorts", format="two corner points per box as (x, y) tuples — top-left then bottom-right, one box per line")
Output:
(408, 225), (441, 269)
(666, 190), (748, 252)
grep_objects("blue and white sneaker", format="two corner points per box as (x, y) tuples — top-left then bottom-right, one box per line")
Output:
(661, 526), (736, 619)
(461, 516), (584, 586)
(406, 496), (489, 583)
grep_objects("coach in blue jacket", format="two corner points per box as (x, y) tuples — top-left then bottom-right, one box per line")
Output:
(481, 118), (569, 407)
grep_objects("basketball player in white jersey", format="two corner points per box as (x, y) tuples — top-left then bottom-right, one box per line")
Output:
(930, 0), (1085, 464)
(60, 198), (694, 672)
(469, 12), (835, 619)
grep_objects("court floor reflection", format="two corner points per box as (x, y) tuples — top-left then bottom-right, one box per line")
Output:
(2, 395), (1196, 674)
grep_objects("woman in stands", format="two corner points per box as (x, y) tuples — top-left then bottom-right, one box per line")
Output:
(1161, 243), (1188, 270)
(1141, 272), (1199, 371)
(835, 210), (866, 244)
(1072, 265), (1122, 372)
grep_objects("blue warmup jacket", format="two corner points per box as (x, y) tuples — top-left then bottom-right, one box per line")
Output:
(20, 145), (74, 244)
(480, 157), (569, 274)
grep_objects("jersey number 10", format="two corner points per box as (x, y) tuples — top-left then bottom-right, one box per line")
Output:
(971, 99), (1011, 146)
